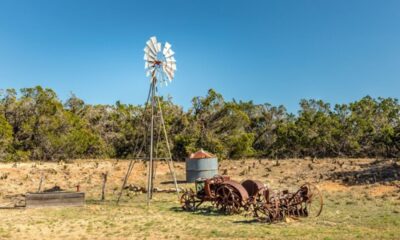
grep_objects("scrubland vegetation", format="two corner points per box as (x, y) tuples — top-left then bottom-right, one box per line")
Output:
(1, 86), (399, 162)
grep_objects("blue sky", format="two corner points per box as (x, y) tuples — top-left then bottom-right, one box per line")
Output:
(0, 0), (399, 113)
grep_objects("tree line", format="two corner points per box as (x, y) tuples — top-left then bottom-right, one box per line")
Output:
(0, 86), (399, 161)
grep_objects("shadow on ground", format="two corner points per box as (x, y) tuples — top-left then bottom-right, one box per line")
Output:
(232, 219), (263, 224)
(328, 159), (400, 185)
(170, 206), (229, 216)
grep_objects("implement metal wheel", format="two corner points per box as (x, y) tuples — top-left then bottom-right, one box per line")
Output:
(215, 185), (242, 215)
(180, 189), (196, 211)
(253, 203), (274, 223)
(303, 183), (323, 217)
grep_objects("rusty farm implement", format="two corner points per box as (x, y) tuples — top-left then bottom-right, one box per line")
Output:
(180, 175), (323, 223)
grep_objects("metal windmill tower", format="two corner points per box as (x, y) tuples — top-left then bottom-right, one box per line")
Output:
(117, 36), (179, 205)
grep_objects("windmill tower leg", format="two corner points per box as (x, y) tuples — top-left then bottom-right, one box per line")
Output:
(147, 80), (156, 205)
(156, 97), (180, 198)
(116, 159), (135, 204)
(116, 84), (152, 205)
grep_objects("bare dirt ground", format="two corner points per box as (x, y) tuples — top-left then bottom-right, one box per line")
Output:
(0, 158), (399, 239)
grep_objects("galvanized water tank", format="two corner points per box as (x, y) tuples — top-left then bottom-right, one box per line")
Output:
(186, 149), (218, 183)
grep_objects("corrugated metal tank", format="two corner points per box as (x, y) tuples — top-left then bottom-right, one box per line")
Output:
(186, 149), (218, 183)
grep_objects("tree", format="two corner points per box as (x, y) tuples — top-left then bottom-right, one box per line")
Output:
(0, 114), (13, 161)
(296, 99), (338, 157)
(0, 86), (399, 161)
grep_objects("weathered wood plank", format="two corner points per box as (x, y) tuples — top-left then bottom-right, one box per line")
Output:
(25, 192), (85, 208)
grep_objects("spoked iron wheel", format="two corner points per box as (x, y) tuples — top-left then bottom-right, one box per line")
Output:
(302, 183), (323, 217)
(253, 203), (274, 223)
(180, 189), (196, 211)
(215, 185), (242, 215)
(268, 196), (284, 222)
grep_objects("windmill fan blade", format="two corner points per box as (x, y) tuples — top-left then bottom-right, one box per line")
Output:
(164, 49), (175, 58)
(166, 60), (176, 65)
(164, 63), (174, 72)
(151, 37), (162, 54)
(165, 61), (176, 71)
(150, 36), (157, 47)
(162, 66), (169, 81)
(145, 52), (154, 61)
(146, 69), (155, 78)
(144, 47), (156, 59)
(164, 67), (174, 81)
(145, 61), (155, 69)
(162, 65), (170, 79)
(166, 57), (176, 63)
(166, 73), (172, 81)
(146, 40), (158, 56)
(163, 42), (171, 55)
(144, 55), (155, 62)
(145, 52), (156, 60)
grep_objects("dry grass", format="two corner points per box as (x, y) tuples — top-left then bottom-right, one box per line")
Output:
(0, 158), (399, 239)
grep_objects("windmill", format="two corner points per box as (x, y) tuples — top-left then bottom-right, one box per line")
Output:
(117, 36), (179, 205)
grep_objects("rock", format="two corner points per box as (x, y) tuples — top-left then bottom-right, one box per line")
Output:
(284, 217), (298, 223)
(125, 184), (146, 193)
